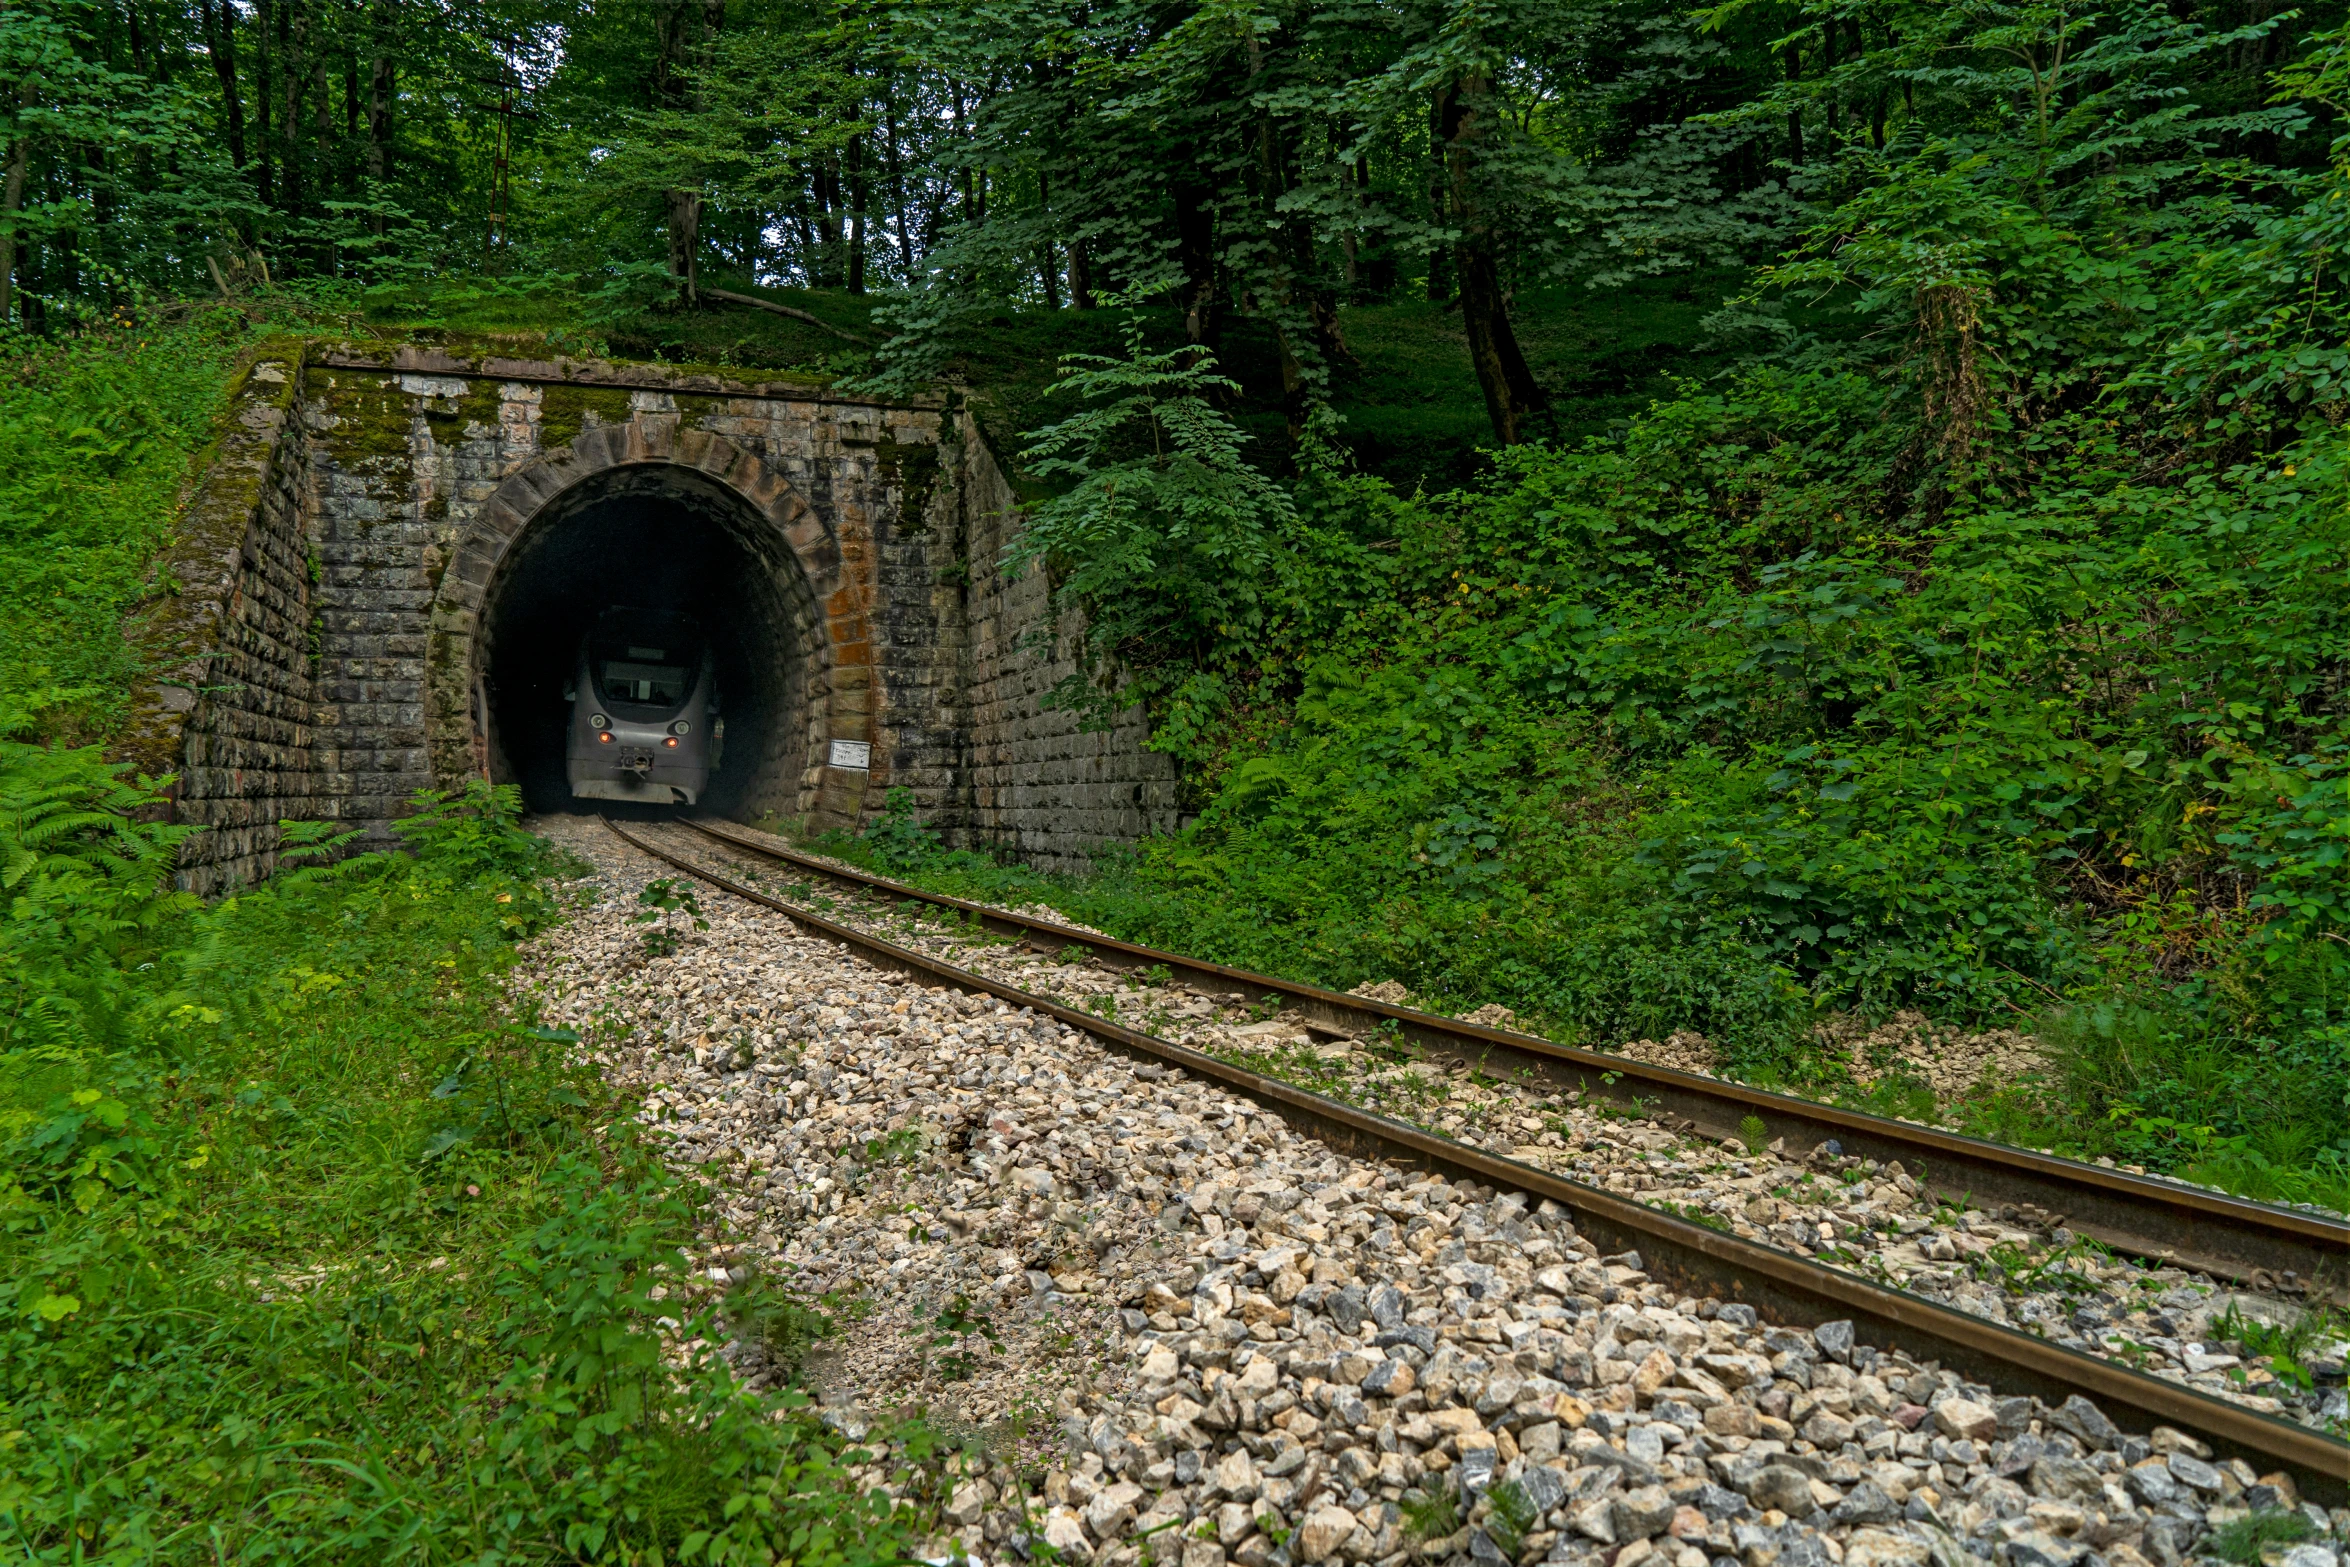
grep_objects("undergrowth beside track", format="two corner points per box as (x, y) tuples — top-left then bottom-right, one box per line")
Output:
(0, 744), (925, 1564)
(804, 791), (2350, 1217)
(788, 26), (2350, 1218)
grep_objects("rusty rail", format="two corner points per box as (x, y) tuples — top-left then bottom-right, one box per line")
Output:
(675, 816), (2348, 1302)
(602, 817), (2349, 1504)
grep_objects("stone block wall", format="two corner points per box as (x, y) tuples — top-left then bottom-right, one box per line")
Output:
(121, 350), (331, 895)
(125, 342), (1184, 892)
(298, 357), (944, 843)
(953, 414), (1182, 872)
(841, 413), (970, 838)
(305, 364), (447, 842)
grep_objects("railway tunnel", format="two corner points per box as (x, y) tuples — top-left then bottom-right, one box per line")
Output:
(471, 463), (822, 817)
(130, 347), (1183, 897)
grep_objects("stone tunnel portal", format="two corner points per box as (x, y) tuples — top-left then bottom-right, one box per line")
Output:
(138, 350), (1185, 898)
(471, 463), (826, 819)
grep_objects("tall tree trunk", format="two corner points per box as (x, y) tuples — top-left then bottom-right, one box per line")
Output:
(885, 94), (915, 276)
(280, 0), (303, 227)
(1863, 21), (1884, 151)
(127, 3), (152, 77)
(1246, 33), (1346, 444)
(1336, 134), (1360, 290)
(1821, 21), (1839, 139)
(124, 4), (158, 192)
(1171, 171), (1218, 349)
(654, 0), (722, 302)
(1424, 93), (1449, 303)
(950, 83), (977, 225)
(0, 108), (29, 328)
(255, 0), (274, 206)
(1438, 74), (1547, 446)
(666, 189), (700, 301)
(366, 47), (390, 235)
(847, 132), (867, 294)
(1783, 43), (1804, 166)
(813, 152), (841, 286)
(1068, 237), (1094, 309)
(314, 50), (331, 202)
(1034, 168), (1057, 307)
(199, 0), (248, 177)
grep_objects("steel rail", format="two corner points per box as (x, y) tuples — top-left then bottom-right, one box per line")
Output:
(602, 817), (2349, 1504)
(673, 816), (2348, 1302)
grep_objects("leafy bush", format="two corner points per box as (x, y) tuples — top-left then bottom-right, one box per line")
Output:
(0, 312), (265, 739)
(0, 755), (927, 1563)
(0, 714), (197, 1065)
(862, 785), (948, 873)
(847, 18), (2350, 1199)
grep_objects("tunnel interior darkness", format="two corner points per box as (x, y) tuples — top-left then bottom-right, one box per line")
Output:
(476, 474), (816, 817)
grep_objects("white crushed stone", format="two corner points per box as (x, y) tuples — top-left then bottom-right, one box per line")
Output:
(650, 822), (2338, 1429)
(1612, 1017), (2045, 1111)
(508, 817), (2348, 1567)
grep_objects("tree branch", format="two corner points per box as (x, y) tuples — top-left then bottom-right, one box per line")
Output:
(699, 286), (873, 345)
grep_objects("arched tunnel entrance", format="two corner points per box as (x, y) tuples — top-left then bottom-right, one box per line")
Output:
(469, 463), (827, 818)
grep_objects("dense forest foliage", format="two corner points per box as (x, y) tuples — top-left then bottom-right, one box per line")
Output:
(3, 0), (2347, 1307)
(1, 0), (2346, 1551)
(4, 0), (2346, 1168)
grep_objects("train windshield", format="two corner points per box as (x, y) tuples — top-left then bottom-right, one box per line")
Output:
(589, 611), (703, 709)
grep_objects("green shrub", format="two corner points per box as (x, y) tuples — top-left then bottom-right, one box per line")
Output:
(0, 313), (264, 739)
(0, 759), (925, 1563)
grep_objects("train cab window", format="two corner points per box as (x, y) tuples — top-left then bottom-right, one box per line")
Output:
(586, 610), (704, 711)
(599, 657), (688, 706)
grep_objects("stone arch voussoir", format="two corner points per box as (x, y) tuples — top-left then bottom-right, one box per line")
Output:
(423, 415), (870, 826)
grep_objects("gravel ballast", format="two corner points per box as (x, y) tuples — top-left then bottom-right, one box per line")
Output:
(513, 817), (2348, 1567)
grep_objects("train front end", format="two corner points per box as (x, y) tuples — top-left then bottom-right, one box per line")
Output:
(566, 608), (714, 806)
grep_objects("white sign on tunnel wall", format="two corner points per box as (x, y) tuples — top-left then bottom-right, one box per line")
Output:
(828, 739), (872, 770)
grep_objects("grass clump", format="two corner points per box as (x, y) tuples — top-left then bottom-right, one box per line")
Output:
(1399, 1486), (1463, 1543)
(0, 745), (928, 1563)
(0, 308), (269, 739)
(2207, 1509), (2317, 1566)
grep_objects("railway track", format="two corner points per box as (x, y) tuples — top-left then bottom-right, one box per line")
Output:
(671, 816), (2346, 1303)
(598, 815), (2348, 1506)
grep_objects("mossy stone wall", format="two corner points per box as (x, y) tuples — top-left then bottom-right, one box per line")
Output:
(122, 349), (331, 894)
(130, 339), (1180, 888)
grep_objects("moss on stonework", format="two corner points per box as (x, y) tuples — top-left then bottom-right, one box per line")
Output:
(316, 376), (424, 461)
(671, 393), (737, 424)
(537, 384), (633, 452)
(875, 434), (942, 535)
(421, 382), (504, 438)
(115, 338), (310, 783)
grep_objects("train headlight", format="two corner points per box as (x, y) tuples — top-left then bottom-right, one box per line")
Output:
(669, 719), (691, 736)
(597, 732), (612, 744)
(589, 713), (609, 729)
(664, 736), (679, 748)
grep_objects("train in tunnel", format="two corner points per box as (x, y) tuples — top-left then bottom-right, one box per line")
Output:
(566, 607), (719, 806)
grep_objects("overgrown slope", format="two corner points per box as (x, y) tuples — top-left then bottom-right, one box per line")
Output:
(0, 760), (925, 1562)
(811, 25), (2350, 1207)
